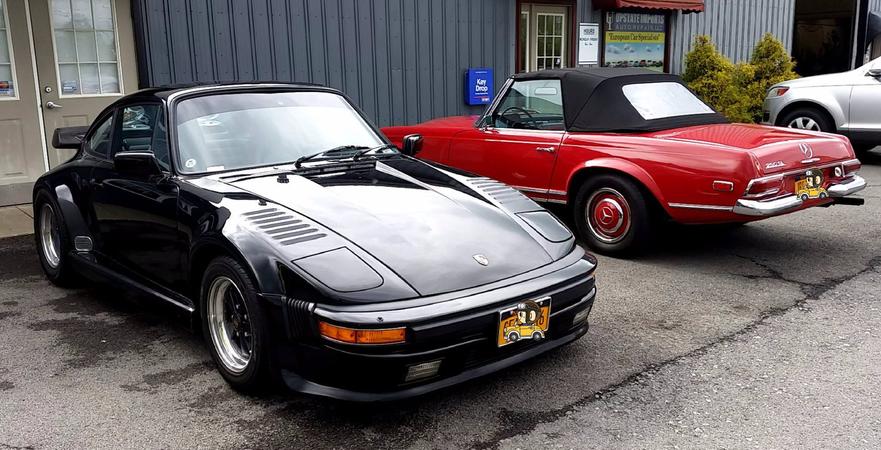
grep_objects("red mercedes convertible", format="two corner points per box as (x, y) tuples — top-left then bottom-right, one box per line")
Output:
(383, 68), (866, 254)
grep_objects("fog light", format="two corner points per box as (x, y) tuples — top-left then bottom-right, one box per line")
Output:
(405, 360), (442, 383)
(573, 305), (592, 324)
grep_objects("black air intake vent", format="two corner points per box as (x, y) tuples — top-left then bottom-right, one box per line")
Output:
(469, 178), (533, 206)
(283, 297), (316, 339)
(243, 208), (326, 245)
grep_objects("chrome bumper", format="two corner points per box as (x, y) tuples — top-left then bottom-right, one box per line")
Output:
(827, 175), (867, 197)
(733, 175), (866, 217)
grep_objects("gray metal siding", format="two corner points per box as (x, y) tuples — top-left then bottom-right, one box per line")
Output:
(668, 0), (796, 74)
(132, 0), (515, 127)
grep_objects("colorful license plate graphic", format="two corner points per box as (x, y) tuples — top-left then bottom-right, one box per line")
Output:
(497, 296), (551, 347)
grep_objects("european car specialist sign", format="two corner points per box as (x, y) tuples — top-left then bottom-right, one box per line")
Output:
(603, 12), (666, 72)
(465, 68), (494, 105)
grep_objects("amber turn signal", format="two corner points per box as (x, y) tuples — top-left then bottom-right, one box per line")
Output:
(318, 321), (406, 344)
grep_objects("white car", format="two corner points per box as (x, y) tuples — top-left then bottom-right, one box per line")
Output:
(762, 56), (881, 153)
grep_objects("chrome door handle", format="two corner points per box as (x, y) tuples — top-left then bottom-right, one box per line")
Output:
(45, 101), (63, 109)
(535, 146), (556, 153)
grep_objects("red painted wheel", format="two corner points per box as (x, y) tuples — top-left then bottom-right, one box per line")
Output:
(585, 188), (631, 244)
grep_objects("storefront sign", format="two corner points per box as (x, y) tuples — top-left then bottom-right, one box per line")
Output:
(578, 23), (600, 65)
(603, 12), (666, 72)
(465, 68), (494, 106)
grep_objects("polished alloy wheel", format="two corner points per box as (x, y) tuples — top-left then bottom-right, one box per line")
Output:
(585, 188), (631, 244)
(39, 204), (62, 269)
(788, 117), (821, 131)
(207, 276), (253, 374)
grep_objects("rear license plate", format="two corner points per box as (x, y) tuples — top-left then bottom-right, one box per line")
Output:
(497, 296), (551, 347)
(794, 168), (828, 200)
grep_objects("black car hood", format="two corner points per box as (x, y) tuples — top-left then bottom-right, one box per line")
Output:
(217, 158), (556, 297)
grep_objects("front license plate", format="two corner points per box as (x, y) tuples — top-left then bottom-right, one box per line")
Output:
(497, 296), (551, 347)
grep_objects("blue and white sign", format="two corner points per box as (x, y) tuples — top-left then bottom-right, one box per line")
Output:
(465, 68), (493, 106)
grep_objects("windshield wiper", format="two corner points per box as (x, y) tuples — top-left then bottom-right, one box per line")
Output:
(294, 144), (399, 168)
(352, 144), (398, 160)
(294, 145), (369, 168)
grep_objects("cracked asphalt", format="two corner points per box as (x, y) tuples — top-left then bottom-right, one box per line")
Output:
(1, 151), (880, 449)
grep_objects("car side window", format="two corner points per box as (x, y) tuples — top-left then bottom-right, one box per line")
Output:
(86, 115), (114, 158)
(151, 113), (170, 170)
(492, 80), (565, 131)
(112, 104), (168, 169)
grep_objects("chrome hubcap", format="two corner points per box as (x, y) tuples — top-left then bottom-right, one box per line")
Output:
(788, 117), (820, 131)
(586, 188), (631, 244)
(207, 276), (253, 374)
(39, 204), (61, 269)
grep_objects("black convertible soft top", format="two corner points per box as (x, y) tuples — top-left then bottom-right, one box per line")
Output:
(510, 68), (729, 133)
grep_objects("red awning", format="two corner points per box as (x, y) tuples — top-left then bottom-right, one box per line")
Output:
(592, 0), (705, 12)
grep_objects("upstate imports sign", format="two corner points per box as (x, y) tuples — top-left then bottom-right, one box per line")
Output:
(602, 12), (666, 72)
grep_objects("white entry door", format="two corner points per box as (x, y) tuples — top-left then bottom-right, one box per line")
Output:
(0, 0), (138, 206)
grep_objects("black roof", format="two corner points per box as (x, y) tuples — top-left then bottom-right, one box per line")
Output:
(511, 68), (728, 133)
(126, 81), (332, 100)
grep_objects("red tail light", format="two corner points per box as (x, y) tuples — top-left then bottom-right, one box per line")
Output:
(843, 159), (861, 176)
(744, 175), (784, 198)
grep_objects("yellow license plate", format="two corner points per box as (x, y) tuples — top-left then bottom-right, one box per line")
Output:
(497, 296), (551, 347)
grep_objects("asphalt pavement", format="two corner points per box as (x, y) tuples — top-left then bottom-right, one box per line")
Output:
(1, 150), (880, 449)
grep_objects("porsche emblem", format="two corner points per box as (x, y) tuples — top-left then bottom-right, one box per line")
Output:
(473, 254), (489, 266)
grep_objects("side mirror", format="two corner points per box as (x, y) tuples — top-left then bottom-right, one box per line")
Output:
(52, 126), (89, 149)
(113, 150), (164, 178)
(401, 134), (423, 157)
(867, 68), (881, 78)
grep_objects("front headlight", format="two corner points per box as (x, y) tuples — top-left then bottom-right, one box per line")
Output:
(766, 86), (789, 98)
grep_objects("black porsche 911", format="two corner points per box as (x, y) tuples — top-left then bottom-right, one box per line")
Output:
(33, 83), (597, 401)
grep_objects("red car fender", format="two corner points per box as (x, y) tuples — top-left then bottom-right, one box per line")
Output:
(564, 157), (670, 214)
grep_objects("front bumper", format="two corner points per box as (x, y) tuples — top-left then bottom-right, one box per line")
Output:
(733, 175), (866, 217)
(276, 254), (597, 401)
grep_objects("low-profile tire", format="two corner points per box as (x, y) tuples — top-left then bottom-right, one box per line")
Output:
(200, 256), (272, 392)
(779, 107), (834, 133)
(33, 190), (79, 287)
(573, 174), (654, 256)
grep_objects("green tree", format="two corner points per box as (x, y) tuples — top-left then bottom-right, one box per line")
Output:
(683, 34), (797, 123)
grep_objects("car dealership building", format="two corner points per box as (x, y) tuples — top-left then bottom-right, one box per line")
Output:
(1, 0), (880, 206)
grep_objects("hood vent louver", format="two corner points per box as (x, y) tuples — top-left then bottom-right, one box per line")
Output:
(469, 177), (534, 208)
(243, 208), (326, 246)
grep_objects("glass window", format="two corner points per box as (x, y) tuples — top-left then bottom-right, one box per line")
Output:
(493, 79), (564, 130)
(87, 114), (114, 157)
(622, 82), (715, 120)
(151, 113), (170, 170)
(0, 0), (16, 99)
(175, 91), (385, 174)
(115, 104), (160, 156)
(536, 13), (564, 70)
(51, 0), (120, 96)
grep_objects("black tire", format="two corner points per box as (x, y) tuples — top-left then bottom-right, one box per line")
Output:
(532, 331), (543, 341)
(200, 256), (272, 392)
(573, 174), (654, 256)
(33, 190), (79, 287)
(507, 331), (520, 342)
(779, 107), (834, 133)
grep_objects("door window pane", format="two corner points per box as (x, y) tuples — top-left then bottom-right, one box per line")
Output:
(79, 63), (99, 94)
(536, 13), (565, 70)
(0, 0), (14, 98)
(493, 79), (564, 130)
(51, 0), (120, 95)
(88, 114), (114, 157)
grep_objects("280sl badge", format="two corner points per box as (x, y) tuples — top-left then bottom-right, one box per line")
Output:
(497, 296), (551, 347)
(765, 161), (785, 170)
